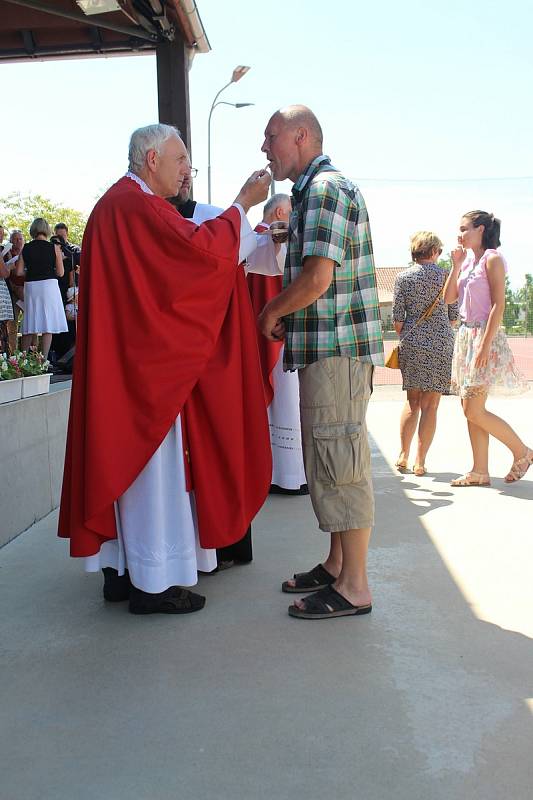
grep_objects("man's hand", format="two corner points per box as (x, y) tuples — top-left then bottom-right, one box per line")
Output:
(234, 170), (271, 213)
(258, 304), (285, 341)
(270, 221), (289, 244)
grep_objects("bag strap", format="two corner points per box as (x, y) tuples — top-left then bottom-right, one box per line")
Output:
(399, 286), (444, 344)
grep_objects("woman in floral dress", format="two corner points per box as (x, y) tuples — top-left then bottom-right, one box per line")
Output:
(444, 210), (532, 486)
(393, 231), (458, 475)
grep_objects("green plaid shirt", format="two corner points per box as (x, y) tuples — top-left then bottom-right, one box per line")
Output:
(283, 155), (384, 370)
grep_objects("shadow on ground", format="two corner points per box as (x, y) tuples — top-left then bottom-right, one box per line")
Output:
(0, 434), (532, 800)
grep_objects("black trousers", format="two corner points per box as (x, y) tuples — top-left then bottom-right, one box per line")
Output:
(217, 525), (252, 564)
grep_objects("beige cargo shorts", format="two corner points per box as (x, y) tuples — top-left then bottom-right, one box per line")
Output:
(298, 356), (374, 532)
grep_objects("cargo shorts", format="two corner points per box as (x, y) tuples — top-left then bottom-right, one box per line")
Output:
(298, 356), (374, 532)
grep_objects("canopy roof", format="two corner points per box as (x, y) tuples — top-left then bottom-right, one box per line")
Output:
(0, 0), (210, 62)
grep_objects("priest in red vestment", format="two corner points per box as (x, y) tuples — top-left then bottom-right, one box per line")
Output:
(58, 123), (272, 615)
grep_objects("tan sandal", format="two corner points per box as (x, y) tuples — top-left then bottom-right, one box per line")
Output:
(505, 448), (533, 483)
(413, 464), (426, 477)
(395, 458), (409, 472)
(451, 472), (491, 487)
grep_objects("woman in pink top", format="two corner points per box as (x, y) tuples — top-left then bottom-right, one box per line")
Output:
(444, 210), (531, 486)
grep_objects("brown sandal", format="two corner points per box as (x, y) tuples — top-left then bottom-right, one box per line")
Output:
(505, 448), (533, 483)
(282, 563), (336, 594)
(413, 464), (426, 477)
(451, 472), (491, 487)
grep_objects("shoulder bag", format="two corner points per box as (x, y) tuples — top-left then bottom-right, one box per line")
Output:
(385, 287), (444, 369)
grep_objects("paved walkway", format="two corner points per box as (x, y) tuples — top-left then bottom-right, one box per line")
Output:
(1, 387), (532, 800)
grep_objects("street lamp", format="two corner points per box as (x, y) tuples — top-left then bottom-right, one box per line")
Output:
(207, 65), (253, 203)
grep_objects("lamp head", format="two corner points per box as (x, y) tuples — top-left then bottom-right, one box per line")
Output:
(231, 65), (251, 83)
(235, 103), (254, 108)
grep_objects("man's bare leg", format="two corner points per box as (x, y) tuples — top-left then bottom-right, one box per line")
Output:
(294, 527), (372, 609)
(322, 531), (343, 577)
(284, 531), (342, 590)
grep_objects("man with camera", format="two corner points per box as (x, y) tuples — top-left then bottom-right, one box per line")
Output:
(50, 223), (80, 363)
(51, 223), (81, 305)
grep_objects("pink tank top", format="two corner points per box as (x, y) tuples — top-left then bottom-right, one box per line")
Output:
(457, 248), (506, 324)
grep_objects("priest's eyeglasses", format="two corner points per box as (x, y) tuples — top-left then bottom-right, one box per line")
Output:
(189, 167), (199, 178)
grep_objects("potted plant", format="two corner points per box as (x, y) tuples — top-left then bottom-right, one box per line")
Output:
(0, 352), (24, 403)
(18, 349), (51, 398)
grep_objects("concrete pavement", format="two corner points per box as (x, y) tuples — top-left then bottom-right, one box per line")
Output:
(1, 386), (532, 800)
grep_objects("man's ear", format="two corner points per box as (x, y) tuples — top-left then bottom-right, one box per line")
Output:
(146, 149), (158, 172)
(295, 127), (306, 144)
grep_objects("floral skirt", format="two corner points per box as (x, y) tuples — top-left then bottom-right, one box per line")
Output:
(450, 323), (528, 398)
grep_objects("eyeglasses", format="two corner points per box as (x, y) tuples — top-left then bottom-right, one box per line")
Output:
(189, 167), (198, 178)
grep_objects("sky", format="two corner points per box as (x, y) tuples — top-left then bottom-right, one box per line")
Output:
(1, 0), (532, 286)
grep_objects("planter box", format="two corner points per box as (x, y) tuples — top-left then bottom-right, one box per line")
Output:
(22, 373), (51, 398)
(0, 377), (23, 404)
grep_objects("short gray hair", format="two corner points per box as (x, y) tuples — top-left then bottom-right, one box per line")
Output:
(128, 124), (182, 173)
(29, 218), (51, 239)
(263, 193), (291, 217)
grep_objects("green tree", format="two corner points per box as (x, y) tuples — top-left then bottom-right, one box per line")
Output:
(0, 192), (87, 245)
(437, 255), (452, 272)
(503, 276), (520, 332)
(517, 273), (533, 335)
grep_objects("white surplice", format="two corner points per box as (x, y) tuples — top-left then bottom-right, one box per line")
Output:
(249, 236), (306, 490)
(85, 182), (280, 592)
(268, 344), (306, 490)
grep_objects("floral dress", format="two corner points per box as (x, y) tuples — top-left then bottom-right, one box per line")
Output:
(393, 262), (458, 393)
(450, 249), (528, 397)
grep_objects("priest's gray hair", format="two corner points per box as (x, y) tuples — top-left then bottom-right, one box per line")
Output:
(128, 124), (182, 173)
(264, 193), (291, 217)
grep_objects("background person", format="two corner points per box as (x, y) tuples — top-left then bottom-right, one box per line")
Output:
(247, 193), (307, 495)
(51, 223), (80, 304)
(392, 231), (459, 476)
(50, 223), (81, 363)
(5, 229), (25, 353)
(171, 166), (289, 569)
(444, 210), (531, 485)
(15, 218), (67, 359)
(0, 235), (14, 354)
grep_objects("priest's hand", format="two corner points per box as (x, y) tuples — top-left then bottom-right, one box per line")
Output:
(234, 170), (271, 213)
(258, 305), (285, 341)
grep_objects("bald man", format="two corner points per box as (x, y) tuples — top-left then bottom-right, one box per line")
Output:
(259, 105), (384, 620)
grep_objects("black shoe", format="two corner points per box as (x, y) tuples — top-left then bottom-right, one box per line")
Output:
(102, 567), (131, 602)
(269, 483), (309, 496)
(129, 586), (206, 615)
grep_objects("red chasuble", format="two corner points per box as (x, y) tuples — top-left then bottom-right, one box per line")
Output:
(246, 224), (284, 406)
(58, 177), (271, 556)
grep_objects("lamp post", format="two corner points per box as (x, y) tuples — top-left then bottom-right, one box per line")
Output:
(207, 65), (253, 204)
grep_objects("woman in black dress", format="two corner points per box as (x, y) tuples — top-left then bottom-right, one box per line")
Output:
(15, 218), (67, 360)
(392, 231), (458, 475)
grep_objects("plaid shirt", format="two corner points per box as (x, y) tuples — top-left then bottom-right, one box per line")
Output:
(283, 155), (384, 370)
